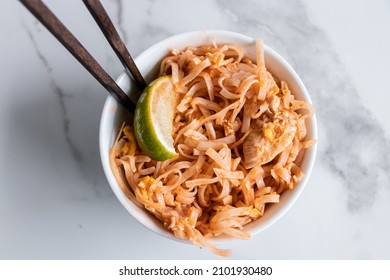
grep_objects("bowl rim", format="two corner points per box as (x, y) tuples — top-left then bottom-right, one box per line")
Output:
(99, 29), (318, 245)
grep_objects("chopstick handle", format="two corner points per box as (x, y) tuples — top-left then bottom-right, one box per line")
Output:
(19, 0), (136, 113)
(83, 0), (147, 94)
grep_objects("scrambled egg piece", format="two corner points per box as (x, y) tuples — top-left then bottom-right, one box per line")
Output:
(137, 176), (156, 199)
(120, 125), (137, 156)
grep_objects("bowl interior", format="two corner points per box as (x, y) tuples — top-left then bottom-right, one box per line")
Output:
(99, 30), (317, 244)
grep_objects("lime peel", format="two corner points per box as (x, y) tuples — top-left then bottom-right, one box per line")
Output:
(134, 76), (177, 161)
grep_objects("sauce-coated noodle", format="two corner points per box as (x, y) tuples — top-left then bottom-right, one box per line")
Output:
(111, 40), (314, 256)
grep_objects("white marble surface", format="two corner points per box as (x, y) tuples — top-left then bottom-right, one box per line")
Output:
(1, 0), (390, 259)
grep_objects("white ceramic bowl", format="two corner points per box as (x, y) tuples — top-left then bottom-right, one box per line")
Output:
(99, 30), (317, 244)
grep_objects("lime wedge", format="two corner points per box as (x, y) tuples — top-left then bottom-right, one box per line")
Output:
(134, 76), (177, 161)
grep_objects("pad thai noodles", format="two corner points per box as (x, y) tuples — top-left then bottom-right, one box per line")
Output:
(110, 40), (315, 256)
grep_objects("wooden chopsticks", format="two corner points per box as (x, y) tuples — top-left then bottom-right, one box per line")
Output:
(83, 0), (146, 94)
(19, 0), (147, 114)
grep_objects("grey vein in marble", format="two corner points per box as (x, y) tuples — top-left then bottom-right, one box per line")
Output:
(217, 0), (390, 212)
(114, 0), (128, 44)
(23, 22), (82, 163)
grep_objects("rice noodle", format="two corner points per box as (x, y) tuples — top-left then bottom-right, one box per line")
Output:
(111, 41), (315, 256)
